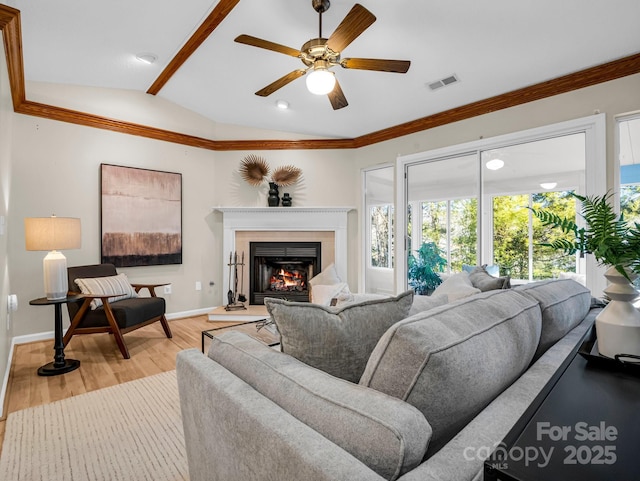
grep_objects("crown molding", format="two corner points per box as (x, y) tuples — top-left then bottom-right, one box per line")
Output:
(1, 5), (639, 151)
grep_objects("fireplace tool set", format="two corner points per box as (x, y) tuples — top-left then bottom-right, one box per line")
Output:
(226, 251), (247, 311)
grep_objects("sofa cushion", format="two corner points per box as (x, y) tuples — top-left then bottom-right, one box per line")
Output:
(468, 265), (511, 291)
(360, 289), (542, 457)
(265, 290), (413, 383)
(74, 273), (138, 310)
(208, 331), (431, 481)
(431, 272), (480, 302)
(515, 278), (591, 359)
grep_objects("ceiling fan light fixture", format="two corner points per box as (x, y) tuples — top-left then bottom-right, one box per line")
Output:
(306, 68), (336, 95)
(275, 99), (290, 109)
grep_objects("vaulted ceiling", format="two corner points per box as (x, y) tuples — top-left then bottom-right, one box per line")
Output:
(1, 0), (640, 150)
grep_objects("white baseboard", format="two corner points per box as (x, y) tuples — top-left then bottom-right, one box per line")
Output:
(166, 307), (214, 320)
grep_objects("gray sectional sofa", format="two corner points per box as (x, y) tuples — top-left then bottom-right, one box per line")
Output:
(176, 279), (600, 481)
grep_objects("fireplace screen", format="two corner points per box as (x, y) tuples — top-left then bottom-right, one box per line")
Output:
(250, 242), (321, 304)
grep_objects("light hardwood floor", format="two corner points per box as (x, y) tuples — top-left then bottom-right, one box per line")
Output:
(0, 315), (239, 452)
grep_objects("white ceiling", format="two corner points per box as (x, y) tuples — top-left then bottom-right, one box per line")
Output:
(6, 0), (640, 139)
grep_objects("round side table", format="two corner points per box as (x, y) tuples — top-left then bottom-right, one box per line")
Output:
(29, 295), (83, 376)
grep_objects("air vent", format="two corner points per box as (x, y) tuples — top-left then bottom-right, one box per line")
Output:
(427, 74), (459, 91)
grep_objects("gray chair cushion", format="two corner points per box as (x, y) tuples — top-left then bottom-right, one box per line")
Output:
(515, 278), (591, 359)
(360, 289), (542, 457)
(208, 331), (431, 481)
(265, 290), (413, 383)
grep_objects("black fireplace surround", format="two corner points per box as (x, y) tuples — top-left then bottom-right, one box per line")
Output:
(250, 241), (321, 305)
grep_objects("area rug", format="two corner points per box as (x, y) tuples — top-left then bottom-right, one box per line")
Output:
(0, 370), (188, 481)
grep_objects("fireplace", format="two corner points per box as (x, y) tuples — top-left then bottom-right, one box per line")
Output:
(250, 241), (321, 304)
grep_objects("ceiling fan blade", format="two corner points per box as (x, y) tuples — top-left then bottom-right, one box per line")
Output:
(328, 79), (348, 110)
(235, 34), (300, 58)
(341, 58), (411, 73)
(326, 4), (376, 53)
(255, 70), (306, 97)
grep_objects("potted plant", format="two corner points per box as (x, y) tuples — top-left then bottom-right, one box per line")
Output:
(530, 191), (640, 358)
(408, 241), (447, 295)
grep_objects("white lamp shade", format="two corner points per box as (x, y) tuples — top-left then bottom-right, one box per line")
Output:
(306, 69), (336, 95)
(25, 216), (81, 300)
(25, 216), (81, 251)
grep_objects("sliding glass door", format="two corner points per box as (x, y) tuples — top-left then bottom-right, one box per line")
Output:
(397, 115), (605, 294)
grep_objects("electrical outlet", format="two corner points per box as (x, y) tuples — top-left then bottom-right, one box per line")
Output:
(164, 285), (172, 295)
(195, 281), (202, 291)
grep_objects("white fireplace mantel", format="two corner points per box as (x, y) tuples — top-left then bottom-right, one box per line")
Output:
(214, 207), (355, 301)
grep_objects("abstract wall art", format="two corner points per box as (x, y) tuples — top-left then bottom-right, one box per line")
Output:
(101, 164), (182, 267)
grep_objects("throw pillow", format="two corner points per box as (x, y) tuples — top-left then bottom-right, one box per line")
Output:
(431, 272), (480, 302)
(463, 264), (499, 277)
(74, 273), (138, 310)
(558, 271), (587, 286)
(310, 282), (353, 306)
(468, 265), (511, 291)
(308, 263), (341, 287)
(265, 290), (414, 383)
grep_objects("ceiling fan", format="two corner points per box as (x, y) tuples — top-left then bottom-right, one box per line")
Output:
(234, 0), (411, 110)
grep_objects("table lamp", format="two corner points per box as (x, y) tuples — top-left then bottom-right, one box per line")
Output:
(25, 215), (81, 300)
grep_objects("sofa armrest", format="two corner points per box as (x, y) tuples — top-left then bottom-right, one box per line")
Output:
(176, 349), (385, 481)
(206, 331), (431, 480)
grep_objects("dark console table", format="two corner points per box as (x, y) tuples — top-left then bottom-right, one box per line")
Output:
(485, 328), (640, 481)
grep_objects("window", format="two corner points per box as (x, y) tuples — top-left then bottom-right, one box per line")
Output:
(617, 113), (640, 287)
(418, 198), (477, 272)
(492, 191), (577, 281)
(618, 114), (640, 226)
(363, 165), (395, 294)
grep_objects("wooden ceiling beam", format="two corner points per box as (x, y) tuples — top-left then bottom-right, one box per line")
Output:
(146, 0), (241, 95)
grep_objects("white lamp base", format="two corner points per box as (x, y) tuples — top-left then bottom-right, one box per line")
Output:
(43, 250), (69, 300)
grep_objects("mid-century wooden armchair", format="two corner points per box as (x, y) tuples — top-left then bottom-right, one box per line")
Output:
(64, 263), (172, 359)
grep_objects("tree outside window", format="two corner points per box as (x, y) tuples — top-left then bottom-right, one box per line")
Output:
(370, 205), (394, 268)
(493, 191), (576, 280)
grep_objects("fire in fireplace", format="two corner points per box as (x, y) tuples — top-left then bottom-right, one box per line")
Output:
(250, 241), (321, 304)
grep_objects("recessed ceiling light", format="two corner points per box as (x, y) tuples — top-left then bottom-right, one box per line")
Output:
(275, 99), (289, 110)
(135, 53), (158, 64)
(485, 159), (505, 170)
(540, 182), (558, 190)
